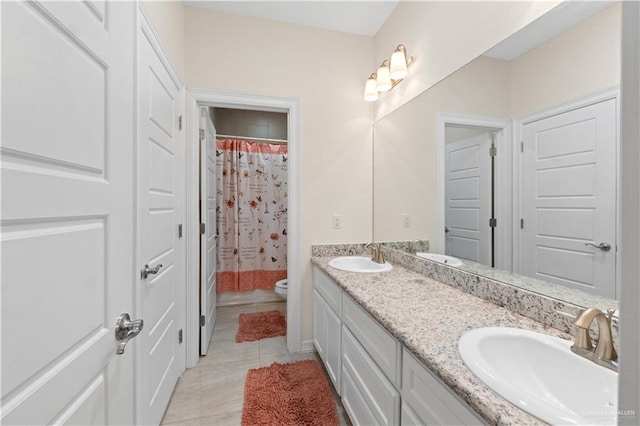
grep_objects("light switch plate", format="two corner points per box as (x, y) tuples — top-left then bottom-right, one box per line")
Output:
(332, 215), (342, 229)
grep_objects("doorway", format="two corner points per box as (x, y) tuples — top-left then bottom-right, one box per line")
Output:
(437, 114), (512, 271)
(185, 90), (302, 368)
(444, 125), (497, 267)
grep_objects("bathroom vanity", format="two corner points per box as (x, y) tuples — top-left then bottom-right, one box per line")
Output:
(311, 246), (597, 425)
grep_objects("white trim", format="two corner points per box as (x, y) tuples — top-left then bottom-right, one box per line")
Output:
(299, 340), (316, 353)
(512, 87), (620, 294)
(185, 89), (302, 367)
(137, 2), (183, 90)
(436, 113), (511, 269)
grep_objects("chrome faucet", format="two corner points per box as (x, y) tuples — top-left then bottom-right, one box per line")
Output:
(571, 307), (618, 371)
(365, 242), (385, 264)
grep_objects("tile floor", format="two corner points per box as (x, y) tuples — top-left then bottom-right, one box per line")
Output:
(161, 301), (350, 426)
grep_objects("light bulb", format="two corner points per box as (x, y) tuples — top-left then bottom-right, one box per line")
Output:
(390, 49), (408, 80)
(376, 64), (391, 92)
(363, 76), (378, 102)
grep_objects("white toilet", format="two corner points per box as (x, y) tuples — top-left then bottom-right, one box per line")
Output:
(274, 279), (288, 300)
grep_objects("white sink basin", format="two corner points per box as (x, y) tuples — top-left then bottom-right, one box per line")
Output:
(328, 256), (392, 273)
(459, 327), (618, 425)
(416, 252), (463, 267)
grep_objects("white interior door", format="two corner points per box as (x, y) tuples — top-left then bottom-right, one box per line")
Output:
(445, 132), (492, 265)
(1, 1), (135, 424)
(200, 109), (218, 355)
(521, 98), (617, 298)
(138, 15), (183, 425)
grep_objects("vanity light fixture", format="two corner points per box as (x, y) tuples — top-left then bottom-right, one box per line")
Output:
(364, 44), (413, 102)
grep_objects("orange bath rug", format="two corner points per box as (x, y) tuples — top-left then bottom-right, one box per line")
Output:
(241, 360), (339, 426)
(236, 310), (286, 343)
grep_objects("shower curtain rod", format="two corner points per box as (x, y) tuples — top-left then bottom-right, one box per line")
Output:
(217, 134), (288, 144)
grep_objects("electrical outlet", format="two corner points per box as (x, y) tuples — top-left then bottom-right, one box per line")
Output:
(402, 214), (411, 228)
(332, 215), (342, 230)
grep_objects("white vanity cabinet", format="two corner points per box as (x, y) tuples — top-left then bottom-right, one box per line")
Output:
(312, 268), (342, 394)
(312, 266), (483, 426)
(401, 348), (483, 426)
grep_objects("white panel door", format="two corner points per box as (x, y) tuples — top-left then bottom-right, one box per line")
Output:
(445, 133), (492, 265)
(138, 17), (183, 425)
(1, 1), (135, 425)
(522, 98), (617, 298)
(200, 109), (217, 355)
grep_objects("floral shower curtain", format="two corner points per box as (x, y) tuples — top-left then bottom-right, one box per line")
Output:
(216, 138), (288, 293)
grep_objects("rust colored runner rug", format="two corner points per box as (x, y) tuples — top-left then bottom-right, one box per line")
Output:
(236, 310), (286, 343)
(242, 360), (339, 426)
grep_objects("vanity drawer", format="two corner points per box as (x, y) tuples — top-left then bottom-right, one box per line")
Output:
(342, 294), (402, 387)
(342, 326), (400, 426)
(402, 348), (483, 425)
(313, 267), (342, 314)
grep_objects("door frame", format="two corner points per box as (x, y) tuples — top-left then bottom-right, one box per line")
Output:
(512, 86), (620, 296)
(437, 113), (512, 270)
(185, 89), (302, 367)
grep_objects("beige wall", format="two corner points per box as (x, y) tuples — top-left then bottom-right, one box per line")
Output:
(373, 1), (560, 120)
(509, 2), (621, 117)
(374, 56), (510, 244)
(184, 7), (375, 341)
(142, 1), (185, 80)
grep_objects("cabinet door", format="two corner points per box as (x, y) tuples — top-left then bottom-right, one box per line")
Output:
(342, 365), (379, 426)
(402, 348), (482, 425)
(400, 402), (424, 426)
(313, 290), (326, 360)
(342, 327), (400, 426)
(324, 302), (342, 395)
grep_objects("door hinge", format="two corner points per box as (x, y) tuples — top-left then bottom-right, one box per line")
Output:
(489, 218), (497, 228)
(489, 145), (497, 157)
(520, 218), (524, 229)
(178, 328), (183, 344)
(200, 223), (206, 235)
(199, 128), (205, 141)
(200, 315), (205, 327)
(178, 224), (183, 238)
(178, 115), (183, 131)
(520, 141), (524, 153)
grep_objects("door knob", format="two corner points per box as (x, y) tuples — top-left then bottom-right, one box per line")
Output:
(585, 242), (611, 252)
(445, 227), (450, 233)
(115, 313), (144, 355)
(141, 263), (163, 279)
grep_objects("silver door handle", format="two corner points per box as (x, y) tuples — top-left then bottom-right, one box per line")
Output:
(115, 313), (144, 355)
(585, 242), (611, 252)
(141, 263), (163, 279)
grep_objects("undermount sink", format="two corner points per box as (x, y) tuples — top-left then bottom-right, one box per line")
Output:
(416, 252), (463, 267)
(459, 327), (618, 425)
(328, 256), (393, 273)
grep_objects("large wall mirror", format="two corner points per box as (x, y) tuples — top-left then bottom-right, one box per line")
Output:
(373, 1), (620, 309)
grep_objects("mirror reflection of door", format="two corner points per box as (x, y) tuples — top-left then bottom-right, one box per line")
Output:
(521, 98), (617, 298)
(444, 126), (496, 267)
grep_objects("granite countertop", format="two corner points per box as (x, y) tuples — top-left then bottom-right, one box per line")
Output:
(311, 256), (572, 426)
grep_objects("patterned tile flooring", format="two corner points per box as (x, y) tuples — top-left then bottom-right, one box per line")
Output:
(161, 302), (350, 425)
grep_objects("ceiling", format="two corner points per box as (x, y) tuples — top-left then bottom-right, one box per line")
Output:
(183, 1), (399, 36)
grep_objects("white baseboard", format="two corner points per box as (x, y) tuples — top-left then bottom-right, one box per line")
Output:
(299, 339), (315, 353)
